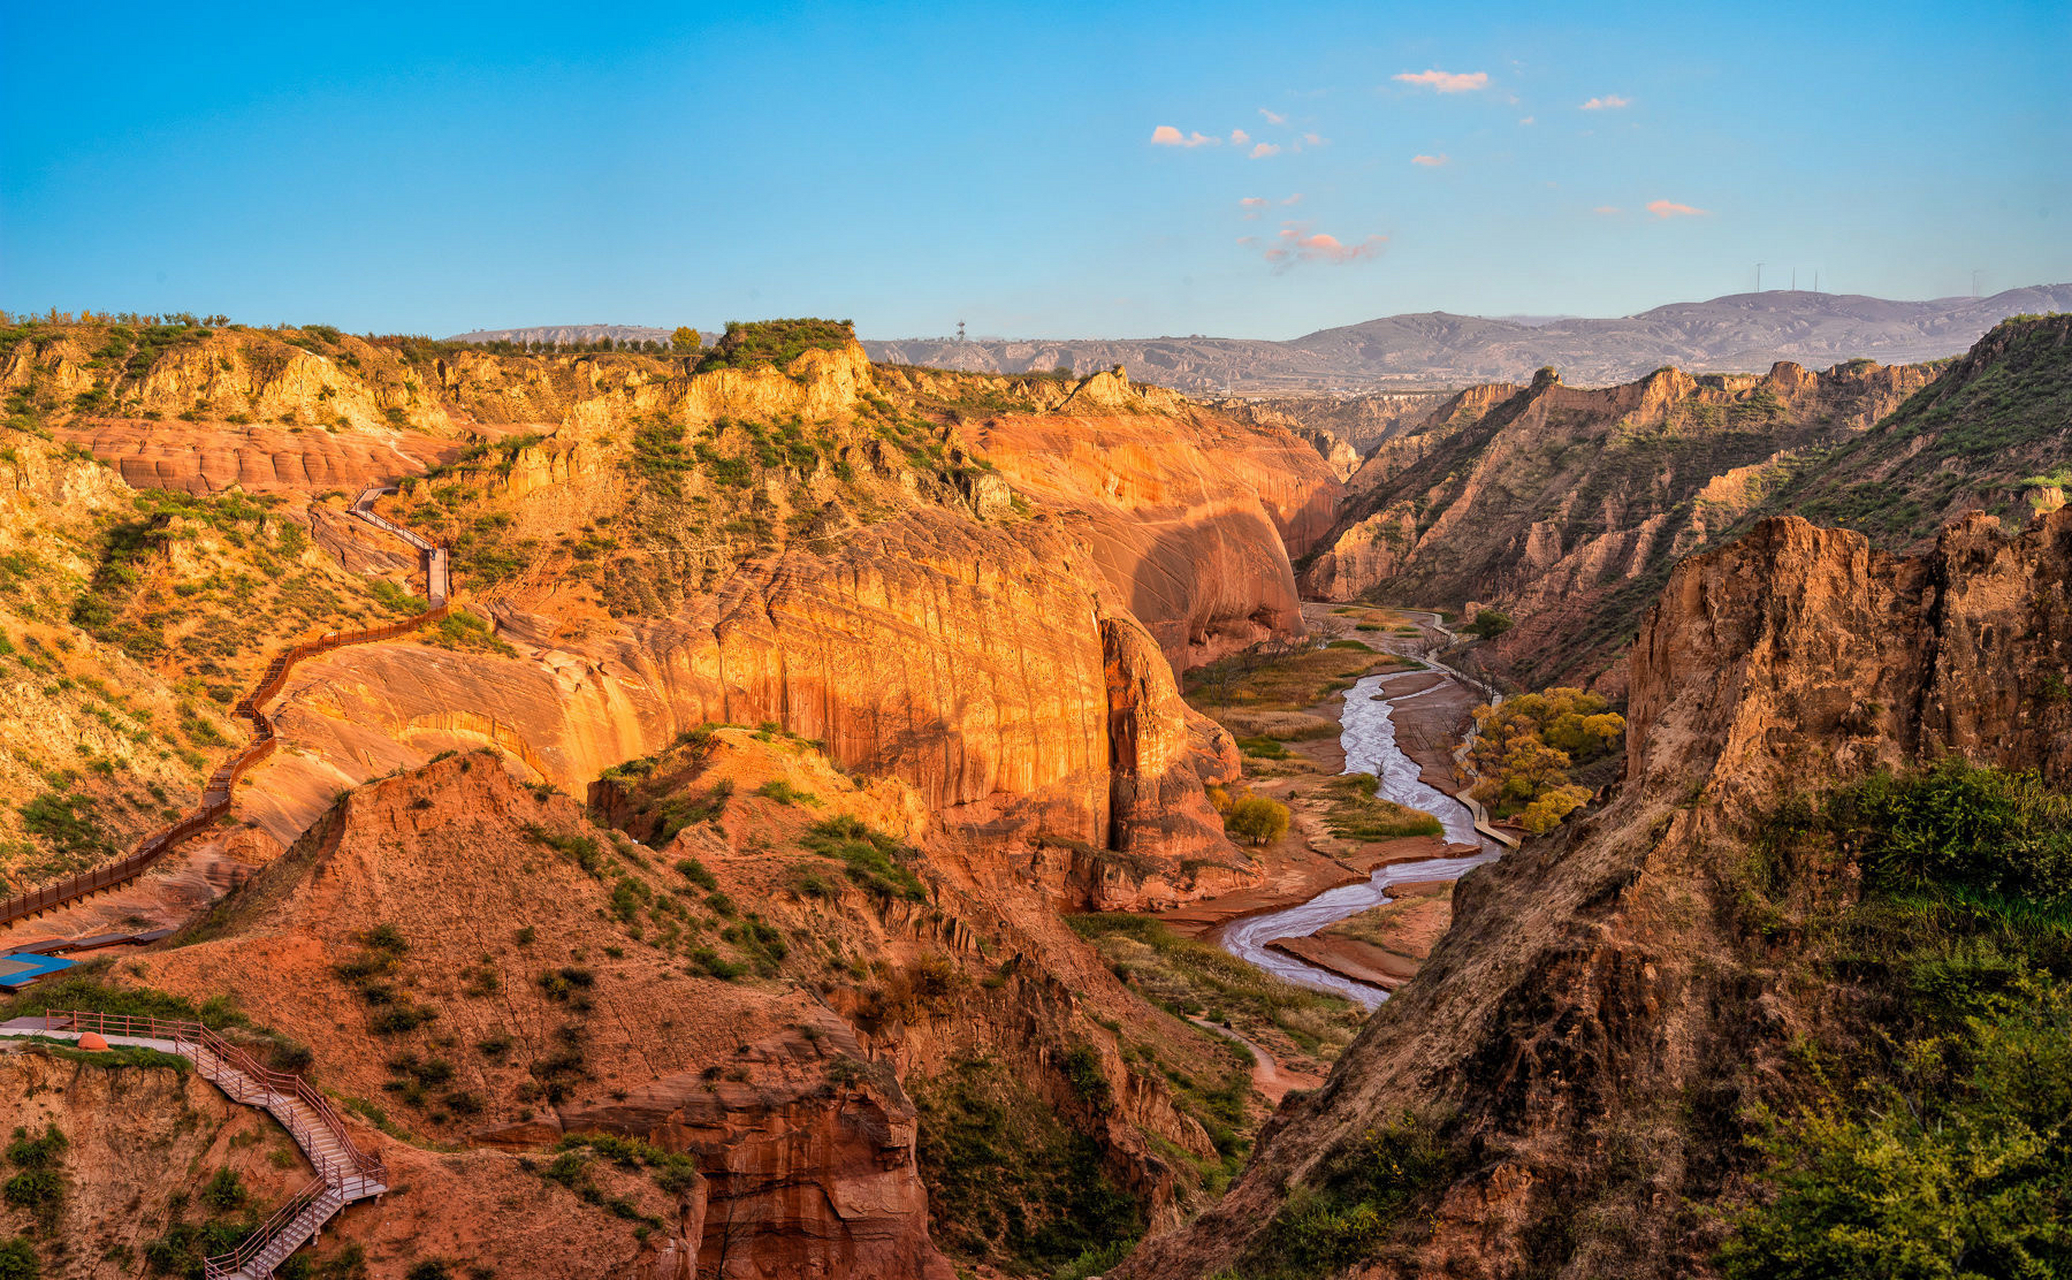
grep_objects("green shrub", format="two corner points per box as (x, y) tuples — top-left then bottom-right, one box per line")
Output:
(694, 319), (854, 373)
(1238, 1114), (1454, 1279)
(753, 779), (819, 807)
(199, 1168), (245, 1212)
(801, 816), (926, 901)
(0, 1237), (37, 1280)
(1467, 609), (1513, 639)
(1827, 756), (2072, 906)
(1722, 764), (2072, 1277)
(1223, 796), (1290, 846)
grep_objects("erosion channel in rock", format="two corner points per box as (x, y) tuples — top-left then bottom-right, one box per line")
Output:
(1216, 620), (1502, 1007)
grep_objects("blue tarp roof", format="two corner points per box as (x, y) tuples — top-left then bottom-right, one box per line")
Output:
(0, 952), (75, 989)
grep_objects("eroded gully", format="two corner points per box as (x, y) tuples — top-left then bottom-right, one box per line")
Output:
(1214, 613), (1504, 1009)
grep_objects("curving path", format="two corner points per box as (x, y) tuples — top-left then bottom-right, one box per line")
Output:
(0, 485), (449, 931)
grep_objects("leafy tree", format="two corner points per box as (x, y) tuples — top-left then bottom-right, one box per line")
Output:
(1467, 688), (1623, 833)
(671, 326), (701, 353)
(1467, 609), (1513, 639)
(1225, 797), (1290, 846)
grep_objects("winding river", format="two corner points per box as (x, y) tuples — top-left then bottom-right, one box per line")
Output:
(1215, 620), (1505, 1009)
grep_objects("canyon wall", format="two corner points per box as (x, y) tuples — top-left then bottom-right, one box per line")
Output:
(1298, 357), (1936, 690)
(1122, 505), (2072, 1278)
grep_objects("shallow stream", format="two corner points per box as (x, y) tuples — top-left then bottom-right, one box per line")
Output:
(1214, 639), (1503, 1010)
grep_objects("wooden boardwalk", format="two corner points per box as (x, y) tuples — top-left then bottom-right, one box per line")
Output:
(0, 1010), (388, 1277)
(0, 485), (452, 929)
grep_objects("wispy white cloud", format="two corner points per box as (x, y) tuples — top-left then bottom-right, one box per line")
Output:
(1393, 69), (1488, 93)
(1281, 193), (1304, 205)
(1301, 132), (1326, 146)
(1150, 125), (1218, 147)
(1250, 142), (1281, 158)
(1411, 153), (1449, 167)
(1646, 199), (1707, 217)
(1518, 115), (1536, 125)
(1231, 128), (1251, 146)
(1239, 197), (1268, 208)
(1263, 221), (1387, 270)
(1259, 108), (1287, 125)
(1579, 94), (1631, 110)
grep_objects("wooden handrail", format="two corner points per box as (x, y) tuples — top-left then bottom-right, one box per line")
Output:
(43, 1009), (386, 1278)
(0, 493), (453, 930)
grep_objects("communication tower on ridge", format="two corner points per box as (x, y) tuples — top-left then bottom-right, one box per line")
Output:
(956, 319), (967, 344)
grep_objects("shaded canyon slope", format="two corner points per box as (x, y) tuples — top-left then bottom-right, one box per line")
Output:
(1300, 314), (2071, 691)
(1122, 505), (2072, 1280)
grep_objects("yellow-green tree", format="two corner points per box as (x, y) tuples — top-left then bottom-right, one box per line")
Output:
(1468, 687), (1624, 835)
(1225, 796), (1290, 846)
(671, 326), (701, 353)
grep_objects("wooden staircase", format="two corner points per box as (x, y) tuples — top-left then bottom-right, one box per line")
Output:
(0, 484), (452, 931)
(1, 1011), (387, 1278)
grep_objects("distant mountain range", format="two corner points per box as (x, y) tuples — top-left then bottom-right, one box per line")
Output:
(448, 285), (2072, 391)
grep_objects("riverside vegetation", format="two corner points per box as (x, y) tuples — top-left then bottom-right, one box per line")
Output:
(5, 307), (2070, 1280)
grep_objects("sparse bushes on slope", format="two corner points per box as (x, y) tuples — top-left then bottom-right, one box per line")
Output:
(1723, 760), (2072, 1279)
(694, 318), (855, 373)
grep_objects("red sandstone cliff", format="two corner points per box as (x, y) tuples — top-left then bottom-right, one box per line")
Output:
(1297, 359), (1934, 690)
(1121, 506), (2072, 1278)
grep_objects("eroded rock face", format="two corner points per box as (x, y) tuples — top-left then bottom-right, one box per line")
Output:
(54, 419), (477, 494)
(0, 1049), (316, 1264)
(1121, 510), (2072, 1279)
(1296, 359), (1934, 687)
(250, 507), (1242, 874)
(965, 404), (1341, 671)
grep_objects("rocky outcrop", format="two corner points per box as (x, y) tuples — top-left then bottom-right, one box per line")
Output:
(1122, 507), (2072, 1279)
(964, 402), (1342, 671)
(55, 419), (477, 494)
(1298, 357), (1936, 688)
(246, 507), (1244, 873)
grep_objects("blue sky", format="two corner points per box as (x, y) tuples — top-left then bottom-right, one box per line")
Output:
(2, 1), (2066, 338)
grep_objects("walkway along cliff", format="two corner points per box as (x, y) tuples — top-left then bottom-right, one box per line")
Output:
(0, 483), (450, 930)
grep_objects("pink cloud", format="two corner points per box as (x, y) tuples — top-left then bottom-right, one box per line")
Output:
(1393, 69), (1488, 93)
(1411, 153), (1449, 167)
(1250, 142), (1281, 158)
(1593, 205), (1622, 215)
(1302, 132), (1326, 145)
(1150, 125), (1218, 147)
(1259, 108), (1287, 124)
(1231, 128), (1251, 146)
(1518, 115), (1536, 125)
(1646, 199), (1707, 217)
(1239, 197), (1268, 208)
(1281, 193), (1304, 205)
(1263, 221), (1387, 269)
(1579, 94), (1631, 110)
